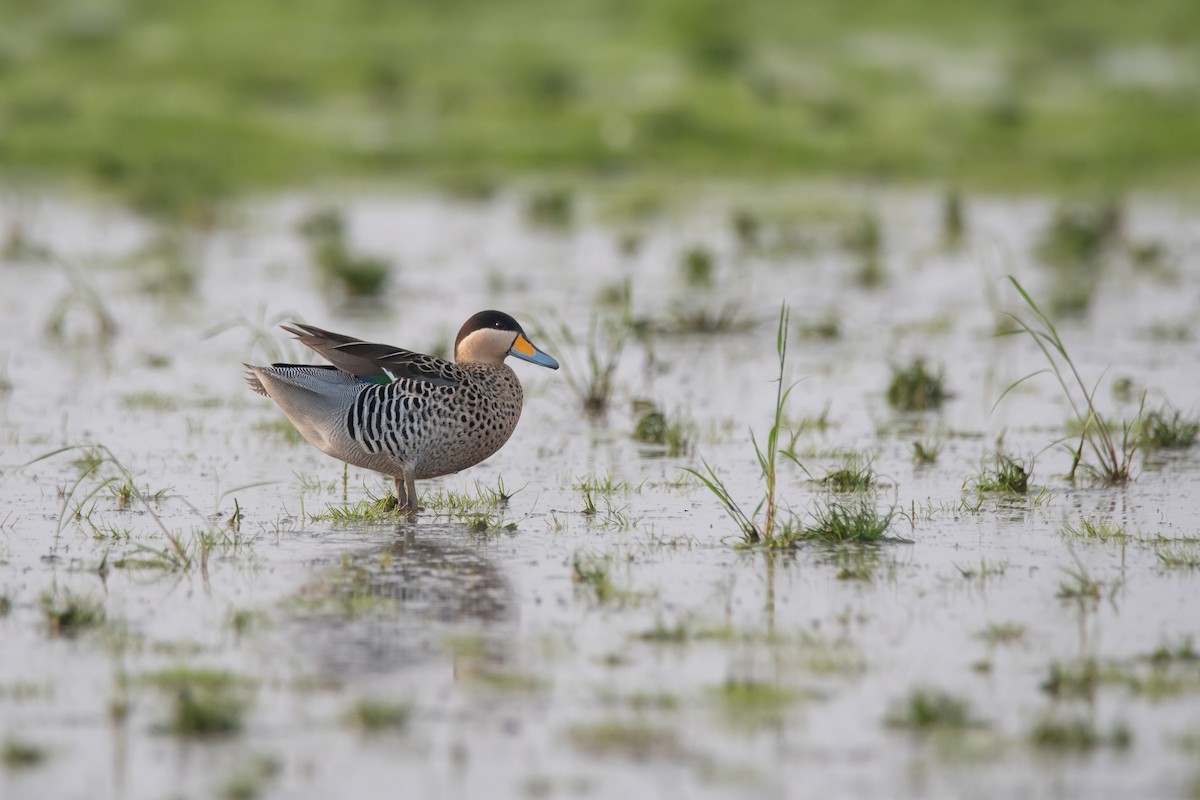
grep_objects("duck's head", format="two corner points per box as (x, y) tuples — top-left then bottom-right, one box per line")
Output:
(454, 310), (560, 369)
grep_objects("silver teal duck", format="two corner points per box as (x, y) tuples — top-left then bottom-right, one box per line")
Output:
(246, 310), (559, 510)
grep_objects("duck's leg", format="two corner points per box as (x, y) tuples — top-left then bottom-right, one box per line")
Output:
(404, 471), (420, 512)
(393, 474), (407, 510)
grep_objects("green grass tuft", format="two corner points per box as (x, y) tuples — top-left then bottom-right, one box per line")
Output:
(886, 689), (979, 731)
(912, 439), (942, 465)
(1041, 660), (1101, 700)
(222, 756), (281, 800)
(712, 679), (795, 728)
(1029, 717), (1132, 752)
(3, 738), (48, 768)
(658, 302), (758, 336)
(299, 207), (391, 299)
(1056, 564), (1106, 601)
(844, 213), (884, 287)
(1157, 547), (1200, 570)
(787, 497), (896, 545)
(1036, 203), (1122, 267)
(567, 720), (682, 761)
(637, 622), (689, 644)
(347, 699), (412, 732)
(887, 358), (948, 411)
(1034, 202), (1122, 316)
(120, 391), (177, 411)
(731, 208), (760, 249)
(632, 405), (694, 456)
(680, 245), (715, 287)
(145, 668), (253, 738)
(461, 511), (518, 535)
(317, 246), (390, 299)
(829, 546), (883, 581)
(820, 453), (877, 492)
(574, 474), (634, 495)
(572, 554), (627, 605)
(311, 491), (402, 521)
(977, 621), (1027, 645)
(1061, 518), (1127, 543)
(1042, 650), (1200, 700)
(795, 313), (842, 341)
(524, 187), (573, 229)
(546, 313), (628, 417)
(254, 418), (306, 445)
(942, 189), (966, 248)
(1149, 638), (1199, 664)
(966, 454), (1030, 494)
(41, 590), (105, 637)
(1141, 408), (1200, 449)
(422, 478), (519, 518)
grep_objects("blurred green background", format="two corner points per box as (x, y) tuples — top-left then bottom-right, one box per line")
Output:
(1, 0), (1197, 218)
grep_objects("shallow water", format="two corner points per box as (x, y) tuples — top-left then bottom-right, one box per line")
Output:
(2, 186), (1200, 799)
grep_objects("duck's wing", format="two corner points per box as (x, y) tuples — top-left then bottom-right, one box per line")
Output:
(281, 323), (464, 387)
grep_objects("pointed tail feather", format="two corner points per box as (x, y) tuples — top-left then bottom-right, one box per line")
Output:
(244, 364), (269, 396)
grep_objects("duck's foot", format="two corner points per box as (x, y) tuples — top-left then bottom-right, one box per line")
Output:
(392, 475), (422, 515)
